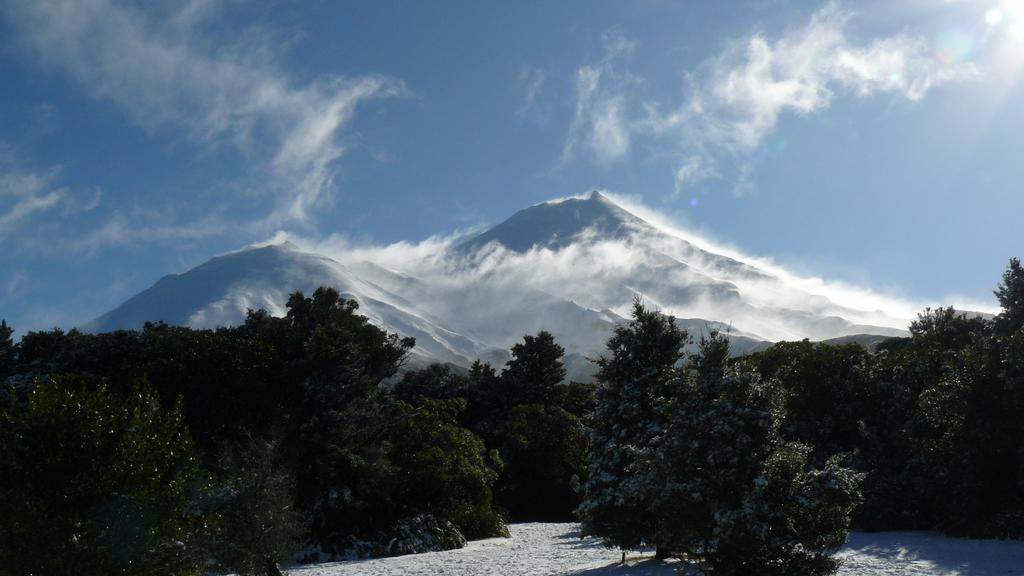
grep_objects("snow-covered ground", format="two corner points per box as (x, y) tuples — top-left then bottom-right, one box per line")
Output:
(287, 523), (1024, 576)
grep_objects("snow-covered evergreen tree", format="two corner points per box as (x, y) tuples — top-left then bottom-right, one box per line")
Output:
(578, 298), (689, 553)
(657, 332), (863, 575)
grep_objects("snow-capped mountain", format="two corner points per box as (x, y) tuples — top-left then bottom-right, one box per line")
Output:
(84, 192), (912, 377)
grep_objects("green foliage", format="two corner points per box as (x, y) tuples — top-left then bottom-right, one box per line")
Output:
(6, 287), (507, 557)
(745, 267), (1024, 538)
(442, 333), (594, 521)
(205, 435), (304, 576)
(393, 363), (468, 404)
(658, 333), (863, 575)
(0, 320), (14, 380)
(0, 378), (205, 575)
(500, 330), (566, 406)
(745, 341), (873, 462)
(996, 257), (1024, 335)
(902, 329), (1023, 535)
(493, 404), (586, 520)
(579, 298), (689, 551)
(243, 288), (437, 549)
(280, 288), (415, 404)
(387, 398), (506, 540)
(13, 323), (293, 455)
(4, 257), (1023, 567)
(297, 395), (506, 553)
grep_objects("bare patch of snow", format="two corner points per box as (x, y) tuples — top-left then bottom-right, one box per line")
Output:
(836, 531), (1024, 575)
(286, 523), (1024, 576)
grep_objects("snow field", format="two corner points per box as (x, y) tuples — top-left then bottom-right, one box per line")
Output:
(286, 523), (1024, 576)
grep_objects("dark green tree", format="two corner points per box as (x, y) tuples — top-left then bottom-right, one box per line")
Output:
(745, 340), (914, 531)
(206, 435), (304, 576)
(657, 333), (863, 575)
(493, 404), (586, 520)
(392, 363), (468, 404)
(281, 287), (415, 406)
(464, 360), (507, 436)
(387, 397), (506, 541)
(265, 288), (416, 546)
(500, 330), (566, 406)
(0, 320), (14, 381)
(996, 257), (1024, 336)
(0, 378), (205, 575)
(744, 341), (871, 462)
(578, 298), (689, 553)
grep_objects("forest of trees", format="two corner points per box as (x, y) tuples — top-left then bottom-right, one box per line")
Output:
(0, 258), (1022, 575)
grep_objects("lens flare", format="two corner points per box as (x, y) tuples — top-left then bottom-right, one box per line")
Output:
(935, 30), (976, 65)
(987, 8), (1005, 25)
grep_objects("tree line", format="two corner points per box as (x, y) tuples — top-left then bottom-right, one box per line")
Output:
(0, 258), (1022, 575)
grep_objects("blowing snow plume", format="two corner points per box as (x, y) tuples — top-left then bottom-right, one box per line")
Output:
(87, 191), (980, 377)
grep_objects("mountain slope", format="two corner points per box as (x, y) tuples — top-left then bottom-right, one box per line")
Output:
(83, 242), (495, 368)
(84, 192), (912, 377)
(457, 191), (649, 253)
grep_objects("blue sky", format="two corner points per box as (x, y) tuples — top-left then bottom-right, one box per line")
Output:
(1, 0), (1022, 332)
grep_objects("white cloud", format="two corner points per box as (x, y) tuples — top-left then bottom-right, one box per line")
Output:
(564, 2), (977, 192)
(63, 211), (235, 254)
(0, 165), (68, 233)
(690, 3), (976, 153)
(0, 189), (65, 229)
(673, 156), (718, 196)
(516, 66), (548, 120)
(4, 0), (403, 226)
(4, 270), (28, 299)
(560, 31), (637, 165)
(256, 191), (999, 350)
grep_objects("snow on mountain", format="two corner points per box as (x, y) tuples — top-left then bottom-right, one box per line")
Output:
(84, 192), (913, 377)
(82, 242), (493, 368)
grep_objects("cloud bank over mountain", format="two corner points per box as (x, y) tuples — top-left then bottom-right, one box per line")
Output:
(85, 192), (995, 378)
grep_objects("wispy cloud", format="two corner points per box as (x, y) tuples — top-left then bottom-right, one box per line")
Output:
(516, 66), (548, 120)
(560, 31), (637, 165)
(563, 2), (977, 195)
(4, 0), (403, 228)
(66, 211), (233, 254)
(0, 162), (68, 234)
(4, 270), (28, 299)
(261, 190), (1000, 348)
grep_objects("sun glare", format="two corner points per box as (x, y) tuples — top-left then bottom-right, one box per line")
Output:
(986, 1), (1024, 43)
(1011, 21), (1024, 42)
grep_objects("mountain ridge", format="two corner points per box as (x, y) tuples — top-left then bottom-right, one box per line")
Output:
(84, 192), (913, 377)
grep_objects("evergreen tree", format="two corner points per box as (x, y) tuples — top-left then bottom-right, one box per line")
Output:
(0, 378), (205, 575)
(392, 363), (468, 404)
(493, 404), (586, 520)
(464, 359), (505, 434)
(657, 333), (863, 575)
(0, 319), (14, 381)
(387, 397), (506, 541)
(206, 435), (304, 576)
(578, 298), (689, 553)
(995, 257), (1024, 336)
(270, 288), (417, 546)
(282, 287), (415, 406)
(500, 330), (566, 406)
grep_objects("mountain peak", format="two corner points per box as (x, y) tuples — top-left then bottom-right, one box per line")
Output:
(458, 191), (647, 253)
(241, 239), (299, 253)
(545, 189), (613, 208)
